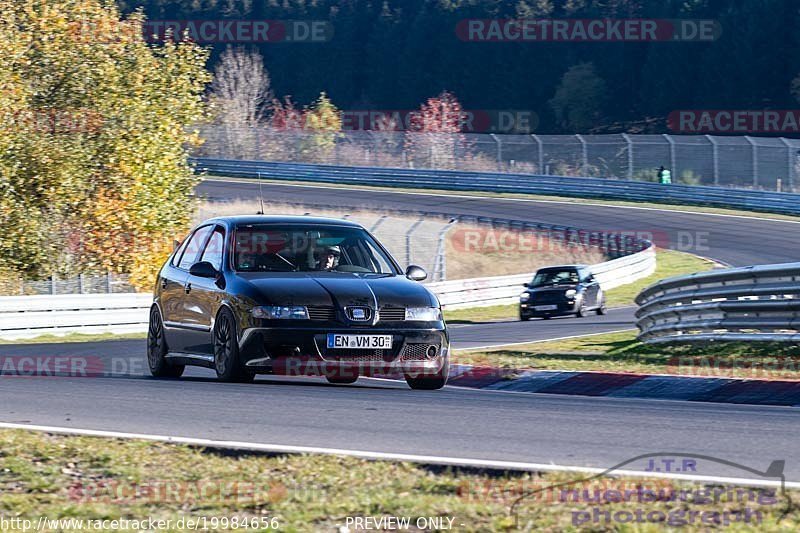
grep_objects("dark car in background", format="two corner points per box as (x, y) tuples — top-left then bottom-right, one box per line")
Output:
(519, 265), (607, 320)
(147, 215), (449, 390)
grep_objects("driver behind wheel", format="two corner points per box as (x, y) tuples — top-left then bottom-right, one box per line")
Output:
(315, 245), (340, 271)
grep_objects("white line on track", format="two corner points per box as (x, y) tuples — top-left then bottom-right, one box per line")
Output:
(1, 422), (797, 488)
(203, 177), (800, 225)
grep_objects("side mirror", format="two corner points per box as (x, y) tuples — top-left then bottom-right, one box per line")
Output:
(405, 265), (427, 281)
(522, 283), (529, 288)
(189, 261), (218, 278)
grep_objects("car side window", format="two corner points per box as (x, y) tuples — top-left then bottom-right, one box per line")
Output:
(177, 225), (213, 270)
(200, 227), (225, 271)
(170, 237), (190, 268)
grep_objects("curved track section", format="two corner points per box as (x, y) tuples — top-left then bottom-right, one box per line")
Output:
(2, 178), (799, 480)
(198, 178), (800, 266)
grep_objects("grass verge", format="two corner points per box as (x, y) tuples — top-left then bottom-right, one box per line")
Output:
(0, 429), (796, 531)
(444, 249), (715, 324)
(454, 329), (800, 380)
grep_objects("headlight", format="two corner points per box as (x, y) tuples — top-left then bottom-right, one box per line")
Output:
(565, 289), (577, 298)
(405, 307), (442, 321)
(520, 292), (530, 302)
(252, 306), (308, 319)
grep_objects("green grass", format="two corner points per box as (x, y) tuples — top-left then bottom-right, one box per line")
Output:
(0, 332), (146, 345)
(455, 330), (800, 379)
(208, 175), (800, 222)
(1, 429), (797, 532)
(444, 249), (715, 324)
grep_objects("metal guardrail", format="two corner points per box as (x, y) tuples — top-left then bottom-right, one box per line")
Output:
(193, 158), (800, 216)
(0, 293), (152, 340)
(635, 263), (800, 344)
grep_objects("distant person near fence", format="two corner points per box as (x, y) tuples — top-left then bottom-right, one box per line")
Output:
(657, 166), (672, 184)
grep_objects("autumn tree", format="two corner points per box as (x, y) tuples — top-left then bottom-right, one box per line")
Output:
(404, 91), (467, 169)
(210, 47), (272, 159)
(0, 0), (210, 291)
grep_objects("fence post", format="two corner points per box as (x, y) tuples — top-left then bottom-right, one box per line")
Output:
(780, 138), (795, 192)
(663, 134), (676, 180)
(106, 271), (113, 293)
(51, 273), (56, 295)
(433, 218), (457, 281)
(490, 133), (502, 171)
(622, 133), (634, 179)
(78, 273), (84, 295)
(369, 215), (388, 233)
(405, 217), (424, 267)
(531, 134), (544, 174)
(576, 134), (588, 174)
(707, 135), (720, 186)
(744, 136), (758, 188)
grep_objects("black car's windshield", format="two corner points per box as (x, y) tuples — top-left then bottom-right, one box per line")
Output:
(530, 269), (580, 287)
(233, 224), (398, 275)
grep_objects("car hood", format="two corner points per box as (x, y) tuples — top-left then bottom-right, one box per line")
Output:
(240, 272), (438, 308)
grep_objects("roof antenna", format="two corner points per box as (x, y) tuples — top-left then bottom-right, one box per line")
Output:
(257, 171), (265, 215)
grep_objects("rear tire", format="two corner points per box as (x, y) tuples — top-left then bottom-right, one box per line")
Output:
(520, 315), (530, 321)
(147, 307), (184, 378)
(405, 358), (449, 390)
(213, 307), (255, 383)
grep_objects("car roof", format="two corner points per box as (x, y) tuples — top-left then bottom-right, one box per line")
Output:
(201, 215), (365, 228)
(535, 265), (589, 272)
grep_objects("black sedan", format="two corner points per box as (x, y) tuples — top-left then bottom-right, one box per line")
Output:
(147, 215), (449, 389)
(519, 265), (607, 320)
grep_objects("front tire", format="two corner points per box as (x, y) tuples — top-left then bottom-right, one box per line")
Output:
(213, 307), (255, 383)
(147, 307), (184, 378)
(405, 358), (449, 390)
(596, 295), (607, 315)
(576, 299), (588, 318)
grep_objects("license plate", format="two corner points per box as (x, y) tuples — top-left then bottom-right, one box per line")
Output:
(327, 334), (393, 349)
(534, 305), (558, 311)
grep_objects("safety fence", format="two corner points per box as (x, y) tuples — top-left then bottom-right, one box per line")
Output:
(195, 157), (800, 216)
(636, 263), (800, 344)
(198, 127), (800, 191)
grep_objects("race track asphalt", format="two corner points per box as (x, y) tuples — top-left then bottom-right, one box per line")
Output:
(2, 179), (799, 481)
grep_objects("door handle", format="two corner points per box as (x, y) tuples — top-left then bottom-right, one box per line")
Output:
(184, 283), (192, 294)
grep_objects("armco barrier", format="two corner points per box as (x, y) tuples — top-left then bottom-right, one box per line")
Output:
(0, 244), (655, 338)
(635, 263), (800, 344)
(0, 293), (152, 340)
(193, 158), (800, 216)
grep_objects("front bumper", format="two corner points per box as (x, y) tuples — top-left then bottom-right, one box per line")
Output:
(520, 300), (579, 316)
(239, 325), (449, 375)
